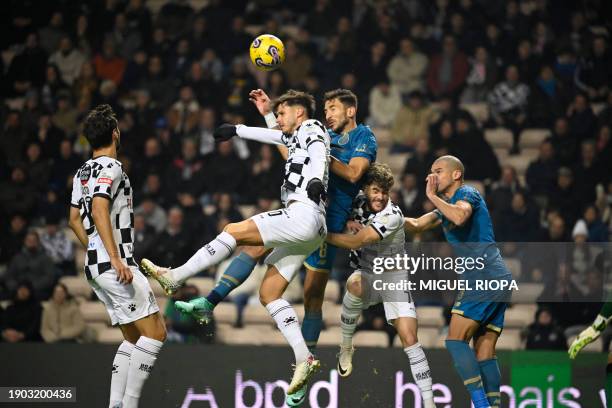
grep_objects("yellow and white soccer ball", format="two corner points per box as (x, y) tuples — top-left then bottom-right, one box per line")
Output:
(249, 34), (285, 71)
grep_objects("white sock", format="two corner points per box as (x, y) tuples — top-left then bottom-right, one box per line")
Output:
(341, 291), (362, 347)
(121, 336), (163, 408)
(171, 231), (236, 282)
(109, 340), (133, 408)
(404, 343), (434, 407)
(266, 299), (310, 363)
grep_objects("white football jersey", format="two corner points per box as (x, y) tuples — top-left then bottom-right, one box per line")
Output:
(71, 156), (135, 280)
(349, 194), (406, 274)
(280, 119), (330, 212)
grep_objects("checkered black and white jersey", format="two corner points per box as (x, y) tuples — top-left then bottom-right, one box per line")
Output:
(280, 119), (330, 212)
(71, 156), (136, 280)
(349, 193), (405, 273)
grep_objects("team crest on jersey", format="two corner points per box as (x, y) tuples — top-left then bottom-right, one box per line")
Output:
(338, 133), (349, 146)
(80, 164), (91, 185)
(379, 215), (389, 224)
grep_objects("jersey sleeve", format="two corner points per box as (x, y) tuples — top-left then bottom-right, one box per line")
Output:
(352, 128), (377, 162)
(70, 174), (82, 208)
(300, 121), (328, 181)
(454, 186), (480, 210)
(93, 163), (122, 200)
(369, 211), (404, 240)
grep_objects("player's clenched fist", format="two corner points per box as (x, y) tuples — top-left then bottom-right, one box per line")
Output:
(213, 124), (237, 141)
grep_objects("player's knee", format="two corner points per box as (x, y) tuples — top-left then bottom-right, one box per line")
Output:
(399, 331), (418, 348)
(347, 276), (362, 298)
(241, 246), (268, 260)
(258, 289), (275, 306)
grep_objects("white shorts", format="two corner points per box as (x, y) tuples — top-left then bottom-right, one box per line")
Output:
(252, 201), (326, 281)
(354, 271), (416, 323)
(90, 266), (159, 326)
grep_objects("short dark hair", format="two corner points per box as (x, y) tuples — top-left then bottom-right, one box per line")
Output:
(363, 162), (394, 192)
(273, 90), (316, 118)
(323, 88), (358, 109)
(83, 104), (118, 150)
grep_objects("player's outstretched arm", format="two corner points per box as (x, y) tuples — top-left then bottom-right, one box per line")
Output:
(92, 196), (133, 284)
(404, 212), (441, 233)
(330, 156), (370, 184)
(327, 226), (380, 250)
(68, 206), (88, 249)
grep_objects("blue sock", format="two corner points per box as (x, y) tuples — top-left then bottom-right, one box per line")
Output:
(479, 358), (501, 408)
(206, 253), (257, 306)
(301, 311), (323, 350)
(445, 340), (490, 408)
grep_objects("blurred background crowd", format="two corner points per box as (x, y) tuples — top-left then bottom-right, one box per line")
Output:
(0, 0), (611, 349)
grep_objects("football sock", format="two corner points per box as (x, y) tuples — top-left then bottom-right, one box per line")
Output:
(340, 291), (362, 347)
(479, 358), (501, 408)
(171, 232), (236, 282)
(206, 252), (257, 306)
(122, 336), (163, 408)
(109, 340), (133, 408)
(266, 299), (310, 363)
(302, 310), (323, 350)
(445, 340), (490, 408)
(404, 343), (434, 406)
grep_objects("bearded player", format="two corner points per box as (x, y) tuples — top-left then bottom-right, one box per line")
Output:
(326, 163), (436, 408)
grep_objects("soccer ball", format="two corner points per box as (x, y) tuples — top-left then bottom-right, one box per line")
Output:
(249, 34), (285, 71)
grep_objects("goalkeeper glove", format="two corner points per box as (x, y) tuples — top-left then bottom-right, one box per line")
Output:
(306, 178), (326, 205)
(213, 124), (237, 141)
(568, 314), (607, 359)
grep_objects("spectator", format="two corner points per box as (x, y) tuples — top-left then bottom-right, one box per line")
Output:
(164, 284), (214, 343)
(73, 14), (93, 57)
(200, 48), (224, 83)
(316, 36), (350, 90)
(396, 173), (424, 218)
(525, 308), (567, 350)
(40, 283), (85, 343)
(0, 215), (28, 268)
(496, 191), (540, 242)
(39, 214), (75, 275)
(489, 165), (522, 224)
(152, 207), (195, 269)
(390, 91), (437, 153)
(135, 195), (167, 233)
(41, 64), (69, 111)
(403, 138), (435, 183)
(38, 12), (65, 55)
(52, 92), (79, 137)
(582, 205), (609, 242)
(572, 140), (603, 206)
(167, 38), (192, 79)
(248, 144), (284, 203)
(133, 213), (156, 261)
(192, 108), (217, 157)
(23, 142), (51, 192)
(0, 166), (38, 217)
(107, 12), (142, 60)
(356, 41), (388, 92)
(165, 138), (207, 205)
(1, 111), (29, 167)
(386, 37), (428, 96)
(429, 118), (457, 156)
(567, 93), (597, 143)
(280, 39), (312, 88)
(120, 50), (148, 91)
(5, 231), (58, 299)
(367, 78), (402, 129)
(6, 32), (47, 91)
(72, 61), (99, 107)
(460, 46), (498, 103)
(1, 281), (42, 342)
(204, 141), (246, 195)
(426, 35), (469, 99)
(453, 116), (500, 182)
(547, 167), (581, 227)
(186, 62), (220, 108)
(547, 117), (577, 167)
(575, 36), (611, 102)
(168, 86), (200, 136)
(528, 65), (570, 128)
(488, 65), (530, 154)
(93, 38), (127, 86)
(526, 140), (559, 199)
(223, 58), (257, 118)
(48, 36), (86, 86)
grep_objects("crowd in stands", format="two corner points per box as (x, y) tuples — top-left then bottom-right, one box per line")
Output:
(0, 0), (611, 348)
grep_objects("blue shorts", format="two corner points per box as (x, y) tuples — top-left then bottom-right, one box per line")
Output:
(304, 204), (348, 273)
(452, 257), (512, 332)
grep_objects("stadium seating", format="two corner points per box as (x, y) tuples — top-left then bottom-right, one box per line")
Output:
(511, 283), (544, 303)
(324, 280), (340, 303)
(80, 301), (111, 325)
(186, 277), (215, 296)
(317, 327), (342, 346)
(519, 129), (550, 149)
(462, 103), (489, 125)
(416, 306), (445, 327)
(485, 128), (513, 149)
(393, 327), (440, 349)
(96, 327), (124, 344)
(495, 329), (523, 350)
(59, 276), (93, 300)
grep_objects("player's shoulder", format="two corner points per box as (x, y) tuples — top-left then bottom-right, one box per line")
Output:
(456, 184), (481, 197)
(299, 119), (326, 134)
(354, 124), (376, 141)
(379, 201), (404, 221)
(454, 184), (482, 205)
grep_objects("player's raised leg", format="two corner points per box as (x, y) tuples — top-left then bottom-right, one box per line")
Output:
(445, 313), (491, 408)
(337, 273), (362, 377)
(141, 218), (263, 293)
(259, 260), (320, 394)
(474, 329), (502, 408)
(393, 316), (435, 408)
(175, 246), (270, 324)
